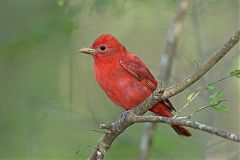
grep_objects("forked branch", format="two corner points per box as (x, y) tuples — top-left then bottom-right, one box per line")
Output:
(89, 30), (240, 160)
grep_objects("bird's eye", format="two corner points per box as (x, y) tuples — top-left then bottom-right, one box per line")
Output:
(99, 45), (106, 51)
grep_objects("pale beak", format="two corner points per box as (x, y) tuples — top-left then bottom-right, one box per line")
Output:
(79, 48), (96, 55)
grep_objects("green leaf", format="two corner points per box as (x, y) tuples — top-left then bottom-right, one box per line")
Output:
(210, 99), (218, 105)
(187, 91), (201, 101)
(207, 83), (215, 90)
(187, 92), (194, 101)
(230, 69), (240, 78)
(215, 105), (229, 113)
(209, 88), (226, 100)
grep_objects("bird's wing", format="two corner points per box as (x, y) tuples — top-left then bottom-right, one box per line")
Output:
(120, 54), (157, 91)
(120, 53), (175, 112)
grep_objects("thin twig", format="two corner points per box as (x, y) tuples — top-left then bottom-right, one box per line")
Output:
(92, 129), (111, 134)
(180, 100), (227, 119)
(174, 90), (201, 118)
(129, 115), (240, 143)
(175, 73), (234, 118)
(210, 74), (233, 85)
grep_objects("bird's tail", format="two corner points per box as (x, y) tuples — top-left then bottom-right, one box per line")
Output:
(171, 125), (191, 137)
(150, 101), (192, 137)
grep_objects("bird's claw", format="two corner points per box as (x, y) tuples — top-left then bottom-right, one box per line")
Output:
(120, 110), (131, 119)
(112, 110), (131, 132)
(158, 88), (165, 94)
(112, 121), (122, 132)
(155, 88), (165, 97)
(156, 81), (165, 95)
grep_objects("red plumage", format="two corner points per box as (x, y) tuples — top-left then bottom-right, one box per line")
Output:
(81, 34), (191, 137)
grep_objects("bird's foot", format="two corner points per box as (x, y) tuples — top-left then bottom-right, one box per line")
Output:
(156, 81), (165, 95)
(120, 110), (131, 119)
(158, 88), (165, 94)
(112, 110), (131, 132)
(155, 88), (165, 97)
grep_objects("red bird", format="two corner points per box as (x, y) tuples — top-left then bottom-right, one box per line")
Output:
(80, 34), (191, 137)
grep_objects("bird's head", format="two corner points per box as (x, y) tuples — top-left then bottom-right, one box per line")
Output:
(80, 34), (127, 59)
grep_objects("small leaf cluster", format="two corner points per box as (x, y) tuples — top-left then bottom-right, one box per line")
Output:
(230, 70), (240, 79)
(208, 88), (228, 113)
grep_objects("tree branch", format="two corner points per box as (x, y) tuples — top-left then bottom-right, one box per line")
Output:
(88, 30), (240, 160)
(139, 123), (155, 160)
(130, 115), (240, 142)
(158, 0), (190, 81)
(140, 0), (190, 159)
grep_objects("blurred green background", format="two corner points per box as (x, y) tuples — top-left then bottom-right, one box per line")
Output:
(0, 0), (239, 159)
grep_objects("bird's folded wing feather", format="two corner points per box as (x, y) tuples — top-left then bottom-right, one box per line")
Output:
(120, 54), (175, 112)
(120, 54), (157, 91)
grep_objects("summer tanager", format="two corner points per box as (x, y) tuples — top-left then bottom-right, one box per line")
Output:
(80, 34), (191, 137)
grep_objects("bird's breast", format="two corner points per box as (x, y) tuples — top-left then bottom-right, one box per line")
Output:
(94, 61), (151, 110)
